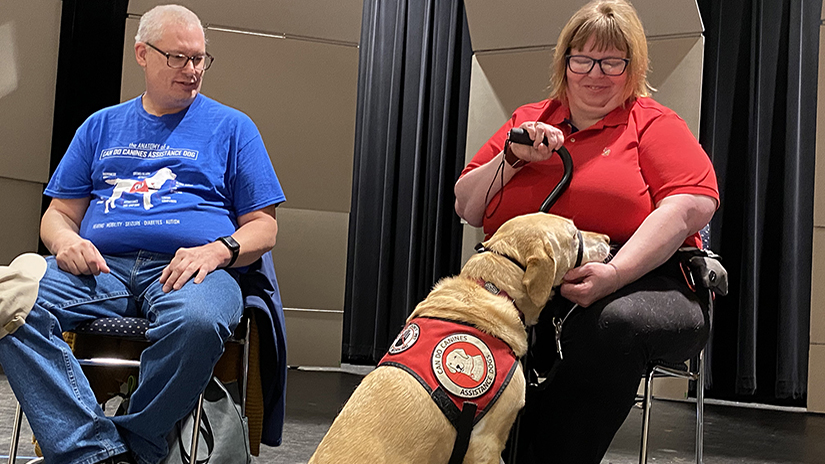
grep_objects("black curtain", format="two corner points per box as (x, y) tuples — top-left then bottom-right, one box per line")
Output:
(41, 0), (129, 253)
(698, 0), (820, 405)
(342, 0), (473, 363)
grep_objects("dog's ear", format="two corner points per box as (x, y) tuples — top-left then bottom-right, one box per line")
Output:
(522, 249), (557, 308)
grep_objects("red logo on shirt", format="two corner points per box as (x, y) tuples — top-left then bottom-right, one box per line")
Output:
(129, 180), (149, 193)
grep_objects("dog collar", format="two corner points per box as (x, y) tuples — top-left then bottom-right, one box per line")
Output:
(474, 243), (526, 272)
(475, 279), (525, 326)
(475, 229), (584, 270)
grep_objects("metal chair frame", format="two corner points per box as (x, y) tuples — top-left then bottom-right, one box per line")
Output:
(7, 312), (252, 464)
(640, 285), (714, 464)
(639, 348), (705, 464)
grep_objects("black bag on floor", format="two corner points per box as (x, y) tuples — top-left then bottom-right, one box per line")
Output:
(162, 377), (251, 464)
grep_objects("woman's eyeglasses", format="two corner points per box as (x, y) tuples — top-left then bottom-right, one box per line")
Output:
(566, 55), (629, 76)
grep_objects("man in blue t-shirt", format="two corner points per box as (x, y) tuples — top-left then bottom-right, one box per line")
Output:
(0, 5), (285, 464)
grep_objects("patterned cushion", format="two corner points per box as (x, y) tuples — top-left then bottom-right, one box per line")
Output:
(73, 317), (150, 340)
(73, 317), (246, 342)
(699, 224), (711, 249)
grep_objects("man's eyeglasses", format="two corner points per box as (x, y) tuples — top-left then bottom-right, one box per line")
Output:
(566, 55), (629, 76)
(146, 43), (214, 71)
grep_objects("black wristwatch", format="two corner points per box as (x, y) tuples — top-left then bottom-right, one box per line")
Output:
(216, 236), (240, 268)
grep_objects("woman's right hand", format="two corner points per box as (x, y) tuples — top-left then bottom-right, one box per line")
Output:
(508, 121), (565, 163)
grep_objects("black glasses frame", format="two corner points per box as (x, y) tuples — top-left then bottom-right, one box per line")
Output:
(565, 55), (629, 76)
(146, 42), (214, 71)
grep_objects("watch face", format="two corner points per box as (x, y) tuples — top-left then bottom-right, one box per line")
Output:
(220, 236), (240, 251)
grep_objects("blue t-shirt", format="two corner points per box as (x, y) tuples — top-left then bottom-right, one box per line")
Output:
(45, 94), (286, 255)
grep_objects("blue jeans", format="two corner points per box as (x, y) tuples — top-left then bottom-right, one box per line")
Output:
(0, 252), (243, 464)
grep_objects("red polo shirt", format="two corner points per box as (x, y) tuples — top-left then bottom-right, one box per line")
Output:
(460, 97), (719, 247)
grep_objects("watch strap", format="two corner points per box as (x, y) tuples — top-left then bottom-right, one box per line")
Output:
(217, 235), (240, 268)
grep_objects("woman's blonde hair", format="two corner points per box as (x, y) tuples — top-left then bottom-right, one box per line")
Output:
(549, 0), (651, 102)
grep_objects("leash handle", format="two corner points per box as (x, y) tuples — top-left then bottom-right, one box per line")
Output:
(507, 128), (573, 213)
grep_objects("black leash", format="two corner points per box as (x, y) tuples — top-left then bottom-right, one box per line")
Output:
(504, 128), (575, 464)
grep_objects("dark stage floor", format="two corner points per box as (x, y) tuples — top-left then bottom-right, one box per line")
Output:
(2, 366), (824, 463)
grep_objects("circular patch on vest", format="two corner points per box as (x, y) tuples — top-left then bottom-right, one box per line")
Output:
(431, 333), (496, 398)
(388, 322), (421, 355)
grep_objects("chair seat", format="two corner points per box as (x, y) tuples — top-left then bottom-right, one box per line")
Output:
(73, 316), (246, 343)
(647, 358), (699, 382)
(74, 317), (150, 340)
(648, 359), (689, 372)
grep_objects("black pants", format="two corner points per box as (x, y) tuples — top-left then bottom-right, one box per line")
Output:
(506, 256), (711, 464)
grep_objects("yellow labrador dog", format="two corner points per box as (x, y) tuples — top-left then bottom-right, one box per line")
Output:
(310, 213), (610, 464)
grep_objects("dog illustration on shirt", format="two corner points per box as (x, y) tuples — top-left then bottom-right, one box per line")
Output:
(104, 167), (177, 213)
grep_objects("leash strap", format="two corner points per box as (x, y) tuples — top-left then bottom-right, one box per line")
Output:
(474, 243), (527, 271)
(448, 401), (479, 464)
(575, 230), (584, 267)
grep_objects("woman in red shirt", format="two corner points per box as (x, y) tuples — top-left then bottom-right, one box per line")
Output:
(455, 1), (719, 462)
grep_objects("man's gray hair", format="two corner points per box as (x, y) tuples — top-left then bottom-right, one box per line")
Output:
(135, 4), (204, 44)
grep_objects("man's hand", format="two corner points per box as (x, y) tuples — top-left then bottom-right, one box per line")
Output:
(54, 237), (110, 276)
(559, 262), (621, 307)
(41, 197), (110, 276)
(159, 241), (232, 292)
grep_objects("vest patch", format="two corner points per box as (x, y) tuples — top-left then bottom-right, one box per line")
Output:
(388, 322), (420, 354)
(432, 332), (496, 398)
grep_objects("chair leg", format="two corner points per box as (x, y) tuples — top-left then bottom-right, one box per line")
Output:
(241, 315), (251, 417)
(695, 350), (705, 464)
(189, 392), (206, 461)
(8, 402), (23, 464)
(639, 371), (655, 464)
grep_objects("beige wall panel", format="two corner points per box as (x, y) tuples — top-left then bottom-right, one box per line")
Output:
(0, 0), (60, 184)
(0, 178), (43, 264)
(284, 309), (343, 367)
(808, 344), (825, 413)
(127, 0), (362, 44)
(648, 36), (704, 138)
(461, 224), (487, 266)
(471, 36), (704, 140)
(465, 55), (519, 162)
(811, 227), (825, 344)
(122, 20), (359, 213)
(465, 0), (702, 52)
(461, 55), (514, 264)
(815, 28), (825, 228)
(635, 376), (689, 401)
(270, 208), (349, 311)
(472, 50), (552, 131)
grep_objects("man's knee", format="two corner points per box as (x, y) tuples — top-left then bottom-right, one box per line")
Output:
(150, 271), (243, 344)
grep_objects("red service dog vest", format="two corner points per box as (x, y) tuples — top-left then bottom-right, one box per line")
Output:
(378, 317), (519, 428)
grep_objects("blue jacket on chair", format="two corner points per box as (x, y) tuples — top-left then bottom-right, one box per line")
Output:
(237, 251), (288, 446)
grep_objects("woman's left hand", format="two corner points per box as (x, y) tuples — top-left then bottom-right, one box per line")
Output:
(559, 262), (621, 307)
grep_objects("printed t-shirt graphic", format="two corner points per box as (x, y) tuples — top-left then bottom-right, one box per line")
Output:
(44, 94), (286, 255)
(104, 167), (178, 213)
